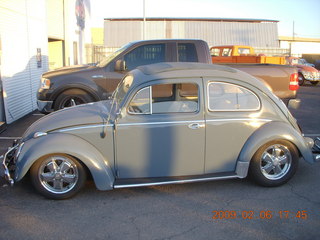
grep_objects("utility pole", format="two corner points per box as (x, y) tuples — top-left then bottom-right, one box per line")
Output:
(290, 21), (295, 56)
(143, 0), (146, 40)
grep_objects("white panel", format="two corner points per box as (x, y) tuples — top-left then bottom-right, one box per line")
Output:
(47, 0), (64, 39)
(0, 0), (48, 123)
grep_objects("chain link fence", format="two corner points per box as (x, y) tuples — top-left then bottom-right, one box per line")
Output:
(86, 44), (119, 64)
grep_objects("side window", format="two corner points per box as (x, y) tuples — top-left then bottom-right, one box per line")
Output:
(208, 82), (260, 111)
(124, 44), (165, 71)
(210, 48), (220, 57)
(128, 87), (151, 114)
(128, 83), (199, 114)
(222, 48), (232, 56)
(178, 43), (198, 62)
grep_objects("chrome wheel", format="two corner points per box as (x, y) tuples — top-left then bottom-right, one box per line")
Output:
(260, 144), (292, 180)
(249, 140), (298, 187)
(38, 155), (79, 194)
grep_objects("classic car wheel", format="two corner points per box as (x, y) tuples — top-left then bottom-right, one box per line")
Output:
(54, 89), (94, 111)
(311, 81), (319, 85)
(298, 73), (305, 86)
(30, 154), (87, 199)
(249, 140), (299, 187)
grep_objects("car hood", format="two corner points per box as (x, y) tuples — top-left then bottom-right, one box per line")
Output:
(42, 64), (96, 78)
(22, 101), (114, 141)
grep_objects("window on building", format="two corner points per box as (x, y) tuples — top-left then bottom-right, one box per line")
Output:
(128, 83), (199, 114)
(178, 43), (198, 62)
(124, 44), (165, 70)
(208, 82), (260, 111)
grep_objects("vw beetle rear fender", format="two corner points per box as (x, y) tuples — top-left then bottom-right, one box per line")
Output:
(236, 121), (314, 177)
(15, 133), (115, 190)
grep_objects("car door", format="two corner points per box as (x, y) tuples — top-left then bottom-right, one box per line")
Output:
(204, 79), (264, 174)
(115, 79), (205, 179)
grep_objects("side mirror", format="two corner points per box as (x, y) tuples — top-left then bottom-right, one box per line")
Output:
(115, 60), (127, 71)
(288, 99), (301, 109)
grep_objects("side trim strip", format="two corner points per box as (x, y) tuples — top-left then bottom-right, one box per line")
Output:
(57, 124), (113, 133)
(114, 175), (238, 189)
(206, 118), (272, 123)
(118, 120), (205, 127)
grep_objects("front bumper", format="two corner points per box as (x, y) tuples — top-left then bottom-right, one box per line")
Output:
(314, 137), (320, 161)
(37, 100), (53, 113)
(1, 145), (18, 186)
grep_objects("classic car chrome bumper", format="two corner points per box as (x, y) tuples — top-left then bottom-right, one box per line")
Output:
(314, 137), (320, 162)
(1, 145), (18, 186)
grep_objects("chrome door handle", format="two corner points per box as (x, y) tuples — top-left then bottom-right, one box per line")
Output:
(188, 123), (205, 130)
(92, 75), (104, 79)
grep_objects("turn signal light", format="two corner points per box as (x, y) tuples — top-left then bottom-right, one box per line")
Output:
(289, 73), (299, 91)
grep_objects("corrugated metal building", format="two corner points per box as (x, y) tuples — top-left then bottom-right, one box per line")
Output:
(104, 18), (280, 49)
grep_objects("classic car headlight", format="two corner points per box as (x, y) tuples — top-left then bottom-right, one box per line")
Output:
(40, 77), (51, 89)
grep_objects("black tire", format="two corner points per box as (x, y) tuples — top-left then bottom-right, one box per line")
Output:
(298, 73), (305, 86)
(54, 89), (94, 111)
(30, 154), (87, 200)
(311, 81), (319, 86)
(249, 140), (299, 187)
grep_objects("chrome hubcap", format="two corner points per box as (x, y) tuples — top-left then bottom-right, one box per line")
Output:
(39, 156), (78, 194)
(260, 144), (292, 180)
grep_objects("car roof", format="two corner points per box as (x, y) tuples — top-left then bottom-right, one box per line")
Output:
(132, 62), (273, 95)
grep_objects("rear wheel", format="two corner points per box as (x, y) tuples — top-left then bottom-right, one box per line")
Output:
(249, 140), (299, 187)
(311, 81), (319, 86)
(54, 89), (94, 111)
(298, 73), (305, 86)
(30, 154), (87, 199)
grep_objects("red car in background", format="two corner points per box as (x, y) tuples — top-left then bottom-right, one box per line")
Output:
(286, 57), (320, 86)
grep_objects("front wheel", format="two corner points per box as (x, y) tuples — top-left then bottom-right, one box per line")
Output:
(54, 89), (94, 111)
(249, 140), (299, 187)
(30, 154), (87, 199)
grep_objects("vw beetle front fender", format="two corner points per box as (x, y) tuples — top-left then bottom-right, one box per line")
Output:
(15, 133), (115, 190)
(236, 121), (314, 177)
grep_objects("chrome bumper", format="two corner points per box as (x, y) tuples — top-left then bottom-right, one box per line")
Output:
(1, 145), (18, 186)
(314, 137), (320, 162)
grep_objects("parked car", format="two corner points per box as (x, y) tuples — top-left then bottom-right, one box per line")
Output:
(2, 62), (317, 199)
(37, 39), (298, 114)
(210, 45), (286, 64)
(286, 57), (320, 86)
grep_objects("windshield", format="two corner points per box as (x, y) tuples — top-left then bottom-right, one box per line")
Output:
(96, 42), (133, 67)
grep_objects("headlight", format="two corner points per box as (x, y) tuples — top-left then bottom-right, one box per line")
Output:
(40, 77), (51, 89)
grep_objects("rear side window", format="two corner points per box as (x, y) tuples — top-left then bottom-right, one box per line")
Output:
(124, 44), (165, 70)
(178, 43), (198, 62)
(208, 82), (260, 111)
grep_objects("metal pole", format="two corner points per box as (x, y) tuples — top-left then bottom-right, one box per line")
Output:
(143, 0), (146, 40)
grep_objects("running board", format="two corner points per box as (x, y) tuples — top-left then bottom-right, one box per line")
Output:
(114, 173), (238, 189)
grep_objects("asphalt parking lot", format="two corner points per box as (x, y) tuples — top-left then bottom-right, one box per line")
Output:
(0, 84), (319, 240)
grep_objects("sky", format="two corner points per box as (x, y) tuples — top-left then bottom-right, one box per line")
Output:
(90, 0), (320, 38)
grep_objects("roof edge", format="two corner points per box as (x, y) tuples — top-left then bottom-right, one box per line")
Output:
(104, 17), (279, 23)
